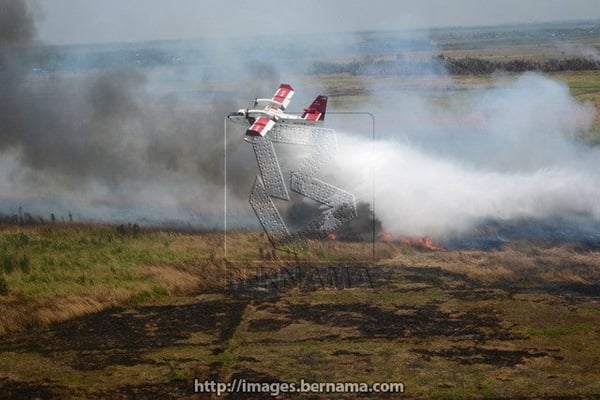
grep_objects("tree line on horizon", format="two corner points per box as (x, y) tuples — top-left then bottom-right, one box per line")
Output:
(438, 55), (600, 75)
(311, 55), (600, 76)
(0, 207), (72, 226)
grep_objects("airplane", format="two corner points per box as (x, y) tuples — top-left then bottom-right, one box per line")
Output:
(227, 83), (328, 137)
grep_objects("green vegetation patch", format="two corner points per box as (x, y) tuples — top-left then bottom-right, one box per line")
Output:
(0, 224), (213, 299)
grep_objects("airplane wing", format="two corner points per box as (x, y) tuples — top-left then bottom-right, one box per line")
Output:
(247, 116), (276, 137)
(272, 83), (294, 110)
(255, 83), (295, 111)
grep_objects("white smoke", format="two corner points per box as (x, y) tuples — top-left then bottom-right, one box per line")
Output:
(334, 73), (598, 238)
(555, 41), (600, 62)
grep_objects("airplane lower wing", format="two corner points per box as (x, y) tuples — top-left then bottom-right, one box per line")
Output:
(247, 116), (275, 137)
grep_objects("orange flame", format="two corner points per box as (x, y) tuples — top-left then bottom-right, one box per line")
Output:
(377, 232), (442, 250)
(401, 236), (444, 251)
(327, 232), (337, 241)
(379, 231), (393, 241)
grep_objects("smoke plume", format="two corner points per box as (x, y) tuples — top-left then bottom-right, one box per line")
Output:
(1, 1), (599, 241)
(334, 73), (597, 239)
(0, 0), (284, 224)
(0, 0), (35, 46)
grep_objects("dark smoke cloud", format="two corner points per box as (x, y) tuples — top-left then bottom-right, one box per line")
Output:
(0, 0), (287, 223)
(3, 64), (194, 186)
(0, 0), (35, 46)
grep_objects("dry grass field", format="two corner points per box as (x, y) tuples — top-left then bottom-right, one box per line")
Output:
(0, 224), (599, 399)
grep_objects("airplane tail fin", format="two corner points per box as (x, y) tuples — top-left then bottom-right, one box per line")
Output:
(301, 95), (328, 121)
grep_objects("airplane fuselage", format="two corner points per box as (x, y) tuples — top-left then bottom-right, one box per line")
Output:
(227, 108), (319, 127)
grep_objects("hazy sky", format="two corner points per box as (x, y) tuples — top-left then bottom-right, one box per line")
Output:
(37, 0), (600, 44)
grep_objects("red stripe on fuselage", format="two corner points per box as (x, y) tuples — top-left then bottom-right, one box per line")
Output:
(302, 110), (322, 121)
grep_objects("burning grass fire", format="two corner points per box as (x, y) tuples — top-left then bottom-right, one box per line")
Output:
(378, 231), (445, 251)
(400, 236), (445, 251)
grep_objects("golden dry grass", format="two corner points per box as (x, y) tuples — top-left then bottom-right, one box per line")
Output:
(381, 241), (600, 287)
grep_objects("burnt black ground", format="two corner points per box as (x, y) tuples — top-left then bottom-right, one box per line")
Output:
(0, 263), (598, 399)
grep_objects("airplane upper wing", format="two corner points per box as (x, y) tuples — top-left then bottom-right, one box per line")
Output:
(253, 84), (295, 111)
(270, 83), (294, 110)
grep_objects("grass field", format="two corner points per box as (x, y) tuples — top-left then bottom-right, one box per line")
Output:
(0, 224), (227, 335)
(0, 224), (382, 335)
(0, 224), (599, 399)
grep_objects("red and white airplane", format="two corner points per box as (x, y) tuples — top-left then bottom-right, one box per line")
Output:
(227, 83), (328, 137)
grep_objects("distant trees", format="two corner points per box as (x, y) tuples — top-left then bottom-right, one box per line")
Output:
(311, 55), (600, 76)
(439, 55), (600, 75)
(311, 58), (444, 76)
(0, 208), (74, 226)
